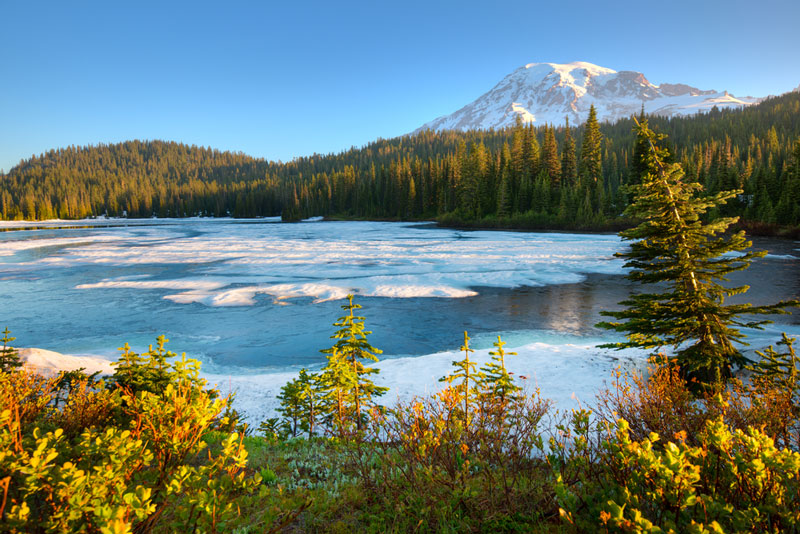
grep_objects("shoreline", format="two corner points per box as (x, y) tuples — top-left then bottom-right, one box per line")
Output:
(1, 215), (798, 240)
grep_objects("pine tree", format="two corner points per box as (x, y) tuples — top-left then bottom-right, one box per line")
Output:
(440, 331), (484, 428)
(560, 117), (578, 188)
(629, 106), (649, 187)
(318, 347), (356, 437)
(276, 376), (304, 438)
(541, 126), (561, 184)
(295, 368), (322, 437)
(597, 118), (798, 388)
(497, 168), (512, 218)
(278, 368), (322, 438)
(112, 337), (174, 395)
(480, 336), (521, 404)
(523, 124), (541, 178)
(319, 295), (387, 434)
(579, 105), (602, 185)
(747, 333), (798, 405)
(0, 327), (21, 373)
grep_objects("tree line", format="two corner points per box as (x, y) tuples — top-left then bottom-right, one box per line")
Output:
(1, 92), (799, 231)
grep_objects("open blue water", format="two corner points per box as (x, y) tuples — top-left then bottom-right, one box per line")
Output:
(1, 218), (798, 376)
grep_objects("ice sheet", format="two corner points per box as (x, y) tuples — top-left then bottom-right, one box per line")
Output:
(19, 221), (627, 305)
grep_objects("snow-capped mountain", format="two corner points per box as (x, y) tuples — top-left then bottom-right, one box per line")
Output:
(416, 61), (762, 132)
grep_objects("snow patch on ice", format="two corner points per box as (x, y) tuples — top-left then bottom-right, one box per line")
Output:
(47, 221), (627, 306)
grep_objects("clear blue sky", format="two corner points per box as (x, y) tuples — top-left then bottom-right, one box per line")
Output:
(2, 0), (798, 173)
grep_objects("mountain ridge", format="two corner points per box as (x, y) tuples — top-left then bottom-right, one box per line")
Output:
(416, 61), (763, 132)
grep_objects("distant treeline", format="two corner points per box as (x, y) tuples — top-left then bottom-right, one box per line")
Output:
(2, 92), (799, 230)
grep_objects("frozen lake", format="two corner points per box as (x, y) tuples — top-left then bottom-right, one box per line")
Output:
(2, 218), (798, 423)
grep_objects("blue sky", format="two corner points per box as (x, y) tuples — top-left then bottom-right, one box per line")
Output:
(1, 0), (798, 172)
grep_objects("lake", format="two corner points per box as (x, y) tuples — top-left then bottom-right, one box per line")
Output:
(2, 218), (798, 422)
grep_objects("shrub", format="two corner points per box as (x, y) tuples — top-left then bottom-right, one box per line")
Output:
(0, 337), (284, 533)
(555, 415), (800, 533)
(595, 356), (800, 451)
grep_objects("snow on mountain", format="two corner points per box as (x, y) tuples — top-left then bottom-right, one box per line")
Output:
(416, 61), (762, 132)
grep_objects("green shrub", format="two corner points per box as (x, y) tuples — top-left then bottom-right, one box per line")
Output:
(555, 413), (800, 533)
(0, 337), (286, 533)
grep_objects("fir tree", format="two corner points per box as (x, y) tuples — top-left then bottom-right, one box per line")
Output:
(598, 118), (797, 388)
(541, 125), (561, 185)
(560, 117), (578, 188)
(579, 105), (602, 185)
(295, 368), (322, 437)
(747, 333), (798, 405)
(318, 346), (356, 437)
(276, 376), (304, 438)
(112, 337), (174, 395)
(497, 168), (512, 219)
(629, 105), (649, 187)
(0, 327), (21, 373)
(278, 368), (322, 438)
(480, 336), (521, 404)
(440, 331), (485, 427)
(319, 295), (387, 434)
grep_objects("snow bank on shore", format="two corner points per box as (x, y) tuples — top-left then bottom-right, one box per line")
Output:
(18, 348), (115, 375)
(15, 340), (648, 427)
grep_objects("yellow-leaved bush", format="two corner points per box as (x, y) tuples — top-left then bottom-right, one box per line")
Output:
(554, 407), (800, 533)
(0, 349), (268, 534)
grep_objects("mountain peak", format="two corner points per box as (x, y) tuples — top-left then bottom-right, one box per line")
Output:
(416, 61), (761, 132)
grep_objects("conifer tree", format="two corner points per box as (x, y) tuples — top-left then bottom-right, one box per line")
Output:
(579, 105), (602, 185)
(497, 168), (512, 219)
(629, 106), (649, 187)
(318, 347), (356, 437)
(319, 295), (387, 434)
(112, 337), (174, 395)
(278, 368), (322, 438)
(598, 119), (798, 387)
(440, 331), (484, 427)
(276, 376), (304, 438)
(747, 333), (798, 405)
(523, 124), (541, 178)
(0, 327), (21, 373)
(480, 336), (521, 404)
(541, 126), (561, 184)
(560, 117), (578, 188)
(295, 368), (322, 437)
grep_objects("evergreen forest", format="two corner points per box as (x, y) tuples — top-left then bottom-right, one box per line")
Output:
(2, 92), (799, 234)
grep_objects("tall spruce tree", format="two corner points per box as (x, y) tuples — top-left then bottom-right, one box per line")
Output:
(598, 118), (797, 387)
(560, 117), (578, 188)
(629, 106), (650, 187)
(541, 125), (561, 185)
(579, 105), (603, 184)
